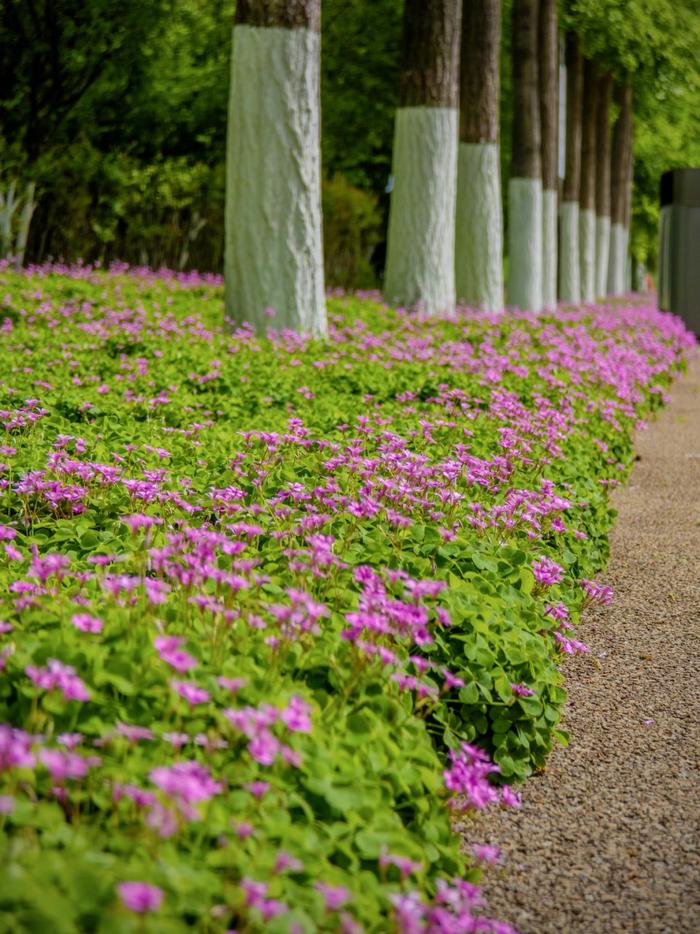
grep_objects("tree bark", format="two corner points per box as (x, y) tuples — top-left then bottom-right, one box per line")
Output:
(455, 0), (503, 310)
(607, 82), (632, 294)
(623, 101), (634, 290)
(595, 71), (612, 296)
(384, 0), (462, 314)
(224, 0), (326, 336)
(579, 58), (598, 301)
(559, 32), (583, 302)
(508, 0), (542, 311)
(399, 0), (461, 107)
(538, 0), (558, 310)
(14, 181), (36, 269)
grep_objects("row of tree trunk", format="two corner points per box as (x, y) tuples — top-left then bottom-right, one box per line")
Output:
(223, 0), (635, 335)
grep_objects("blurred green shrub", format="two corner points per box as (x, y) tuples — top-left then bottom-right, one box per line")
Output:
(26, 143), (383, 289)
(322, 174), (382, 290)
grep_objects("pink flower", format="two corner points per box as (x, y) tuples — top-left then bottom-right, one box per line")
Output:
(316, 882), (351, 910)
(149, 760), (222, 804)
(242, 781), (269, 798)
(71, 612), (103, 633)
(532, 556), (564, 587)
(279, 695), (312, 733)
(122, 513), (163, 532)
(274, 851), (304, 873)
(472, 843), (501, 864)
(115, 722), (154, 742)
(500, 785), (522, 808)
(117, 881), (164, 914)
(39, 748), (101, 782)
(231, 820), (255, 838)
(579, 578), (614, 605)
(510, 682), (536, 697)
(217, 675), (248, 693)
(379, 850), (423, 878)
(171, 680), (209, 706)
(155, 635), (197, 672)
(25, 659), (90, 702)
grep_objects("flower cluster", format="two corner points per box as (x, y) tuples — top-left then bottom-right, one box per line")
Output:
(0, 264), (692, 931)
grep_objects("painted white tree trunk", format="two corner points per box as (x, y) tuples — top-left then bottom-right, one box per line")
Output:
(595, 215), (610, 298)
(606, 221), (626, 295)
(625, 243), (632, 292)
(558, 200), (580, 302)
(384, 106), (458, 314)
(224, 25), (326, 336)
(579, 207), (596, 302)
(542, 188), (558, 310)
(507, 177), (542, 312)
(14, 182), (36, 270)
(455, 142), (503, 310)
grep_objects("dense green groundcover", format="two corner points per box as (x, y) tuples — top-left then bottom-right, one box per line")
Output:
(0, 263), (694, 932)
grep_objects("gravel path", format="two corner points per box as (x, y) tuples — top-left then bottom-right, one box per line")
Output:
(473, 357), (700, 934)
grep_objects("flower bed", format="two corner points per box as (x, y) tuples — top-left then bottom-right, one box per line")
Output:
(0, 265), (694, 931)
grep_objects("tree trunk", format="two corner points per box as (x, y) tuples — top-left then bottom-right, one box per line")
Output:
(384, 0), (462, 314)
(559, 32), (582, 303)
(579, 58), (598, 301)
(224, 0), (326, 336)
(455, 0), (502, 311)
(595, 71), (612, 297)
(14, 181), (36, 269)
(624, 106), (634, 291)
(508, 0), (542, 312)
(0, 180), (18, 259)
(538, 0), (558, 310)
(607, 82), (632, 295)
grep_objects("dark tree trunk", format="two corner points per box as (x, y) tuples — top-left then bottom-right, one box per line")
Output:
(455, 0), (503, 309)
(595, 72), (612, 219)
(538, 0), (558, 308)
(559, 33), (583, 301)
(235, 0), (320, 30)
(610, 83), (632, 226)
(579, 59), (599, 213)
(538, 0), (558, 193)
(608, 81), (633, 293)
(399, 0), (461, 108)
(562, 33), (583, 203)
(511, 0), (541, 179)
(460, 0), (501, 143)
(624, 131), (634, 231)
(508, 0), (542, 310)
(384, 0), (462, 313)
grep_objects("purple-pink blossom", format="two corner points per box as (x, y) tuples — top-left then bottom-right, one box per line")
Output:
(117, 881), (164, 914)
(532, 556), (564, 587)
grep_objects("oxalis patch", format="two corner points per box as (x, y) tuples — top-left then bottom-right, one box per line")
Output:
(0, 263), (693, 931)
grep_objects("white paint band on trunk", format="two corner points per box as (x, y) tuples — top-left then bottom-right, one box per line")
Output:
(595, 215), (611, 299)
(225, 25), (326, 336)
(384, 106), (458, 315)
(455, 142), (503, 311)
(542, 188), (558, 311)
(625, 237), (632, 292)
(558, 200), (580, 303)
(607, 221), (626, 296)
(507, 176), (543, 312)
(579, 207), (596, 302)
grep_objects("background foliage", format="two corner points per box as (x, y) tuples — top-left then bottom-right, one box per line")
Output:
(0, 0), (698, 281)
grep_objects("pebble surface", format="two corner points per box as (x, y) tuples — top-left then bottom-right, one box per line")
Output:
(472, 357), (700, 934)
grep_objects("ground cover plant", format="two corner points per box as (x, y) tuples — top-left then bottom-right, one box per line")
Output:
(0, 261), (694, 932)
